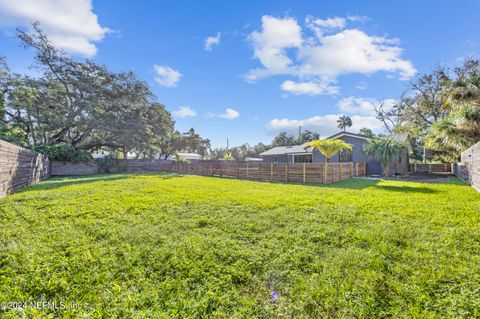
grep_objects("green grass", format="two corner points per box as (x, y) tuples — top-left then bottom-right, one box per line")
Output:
(1, 174), (479, 318)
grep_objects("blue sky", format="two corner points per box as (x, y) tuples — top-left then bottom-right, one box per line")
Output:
(0, 0), (479, 148)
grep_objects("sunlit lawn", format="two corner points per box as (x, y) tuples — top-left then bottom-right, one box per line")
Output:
(0, 173), (479, 318)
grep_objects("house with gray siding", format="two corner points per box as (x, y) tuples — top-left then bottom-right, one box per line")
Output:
(259, 131), (409, 176)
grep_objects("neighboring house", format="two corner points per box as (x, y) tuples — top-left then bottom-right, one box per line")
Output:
(259, 131), (409, 176)
(91, 150), (138, 159)
(259, 143), (313, 164)
(168, 153), (203, 161)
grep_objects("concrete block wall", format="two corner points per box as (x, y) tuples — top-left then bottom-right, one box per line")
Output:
(0, 140), (50, 198)
(455, 142), (480, 191)
(50, 159), (173, 176)
(51, 161), (98, 176)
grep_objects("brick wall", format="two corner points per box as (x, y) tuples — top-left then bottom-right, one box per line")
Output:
(0, 140), (50, 198)
(454, 142), (480, 192)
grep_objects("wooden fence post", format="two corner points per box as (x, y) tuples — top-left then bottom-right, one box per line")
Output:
(303, 162), (306, 183)
(246, 162), (249, 179)
(270, 163), (273, 181)
(285, 163), (289, 182)
(340, 163), (343, 180)
(350, 162), (353, 178)
(210, 162), (213, 175)
(227, 162), (230, 177)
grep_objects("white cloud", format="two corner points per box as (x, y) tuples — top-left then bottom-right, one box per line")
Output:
(347, 15), (370, 23)
(337, 97), (396, 116)
(172, 107), (196, 118)
(355, 81), (368, 90)
(0, 0), (109, 57)
(219, 108), (240, 120)
(305, 16), (346, 38)
(245, 15), (302, 81)
(266, 95), (398, 135)
(281, 80), (339, 95)
(204, 32), (221, 51)
(153, 65), (182, 87)
(267, 114), (384, 136)
(207, 108), (240, 120)
(246, 15), (416, 94)
(297, 29), (416, 80)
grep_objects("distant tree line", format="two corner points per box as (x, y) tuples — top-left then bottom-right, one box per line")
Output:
(209, 130), (321, 160)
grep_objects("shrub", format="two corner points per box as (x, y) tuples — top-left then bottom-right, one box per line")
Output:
(34, 144), (92, 163)
(0, 122), (30, 148)
(98, 155), (117, 173)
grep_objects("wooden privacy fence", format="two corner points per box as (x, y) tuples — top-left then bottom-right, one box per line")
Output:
(409, 163), (452, 173)
(162, 161), (366, 184)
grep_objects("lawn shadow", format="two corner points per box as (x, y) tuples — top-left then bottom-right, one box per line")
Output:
(16, 172), (184, 193)
(299, 178), (441, 193)
(309, 178), (380, 190)
(371, 184), (439, 194)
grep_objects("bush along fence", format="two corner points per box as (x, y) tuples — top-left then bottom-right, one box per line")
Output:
(161, 161), (366, 184)
(0, 139), (50, 198)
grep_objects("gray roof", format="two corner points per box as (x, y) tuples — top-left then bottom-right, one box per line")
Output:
(327, 131), (371, 140)
(259, 143), (311, 156)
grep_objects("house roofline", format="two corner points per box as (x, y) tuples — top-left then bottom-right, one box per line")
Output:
(326, 131), (372, 141)
(259, 150), (312, 156)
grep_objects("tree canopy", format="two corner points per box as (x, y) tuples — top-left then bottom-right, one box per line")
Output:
(0, 23), (214, 160)
(375, 59), (480, 162)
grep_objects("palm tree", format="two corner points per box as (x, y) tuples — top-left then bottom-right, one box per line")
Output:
(337, 116), (352, 132)
(223, 152), (235, 161)
(363, 138), (406, 176)
(307, 139), (352, 162)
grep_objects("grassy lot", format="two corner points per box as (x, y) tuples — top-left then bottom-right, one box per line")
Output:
(0, 174), (479, 318)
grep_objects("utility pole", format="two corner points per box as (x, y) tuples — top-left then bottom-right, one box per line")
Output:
(226, 138), (229, 150)
(298, 126), (302, 137)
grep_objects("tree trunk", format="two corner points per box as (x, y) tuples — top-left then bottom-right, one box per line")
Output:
(382, 166), (390, 177)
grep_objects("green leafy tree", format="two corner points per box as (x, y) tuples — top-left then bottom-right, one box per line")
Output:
(424, 60), (480, 160)
(307, 139), (352, 162)
(272, 132), (296, 147)
(296, 130), (320, 143)
(1, 23), (175, 161)
(359, 128), (374, 138)
(337, 116), (352, 132)
(182, 128), (211, 157)
(363, 138), (406, 176)
(173, 154), (188, 163)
